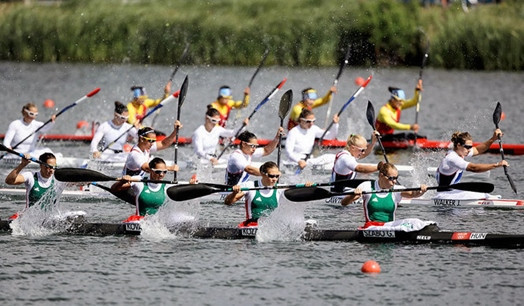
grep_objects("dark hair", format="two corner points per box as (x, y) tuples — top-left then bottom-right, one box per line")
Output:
(299, 108), (314, 119)
(378, 162), (397, 176)
(260, 161), (278, 174)
(138, 126), (155, 137)
(22, 103), (37, 113)
(237, 130), (257, 142)
(451, 131), (472, 148)
(149, 157), (166, 169)
(39, 152), (56, 163)
(114, 101), (126, 114)
(206, 107), (220, 117)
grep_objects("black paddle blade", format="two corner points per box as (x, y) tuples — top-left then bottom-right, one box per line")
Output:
(493, 102), (502, 128)
(54, 168), (114, 182)
(366, 100), (376, 128)
(284, 187), (333, 202)
(279, 90), (293, 120)
(167, 184), (222, 201)
(178, 75), (189, 107)
(91, 182), (136, 206)
(440, 182), (495, 193)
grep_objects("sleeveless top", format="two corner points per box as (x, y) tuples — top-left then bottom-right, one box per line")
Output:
(137, 183), (166, 216)
(364, 181), (396, 223)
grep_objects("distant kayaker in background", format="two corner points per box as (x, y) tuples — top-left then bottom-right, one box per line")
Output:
(435, 130), (508, 199)
(341, 162), (430, 230)
(209, 85), (250, 128)
(225, 161), (312, 228)
(330, 133), (379, 192)
(225, 129), (282, 185)
(90, 101), (138, 159)
(126, 81), (172, 126)
(5, 152), (57, 220)
(3, 103), (56, 157)
(192, 107), (248, 166)
(285, 109), (339, 171)
(287, 86), (337, 130)
(122, 122), (182, 177)
(375, 80), (423, 142)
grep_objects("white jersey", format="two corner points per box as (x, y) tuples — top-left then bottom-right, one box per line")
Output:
(225, 148), (264, 185)
(330, 150), (358, 185)
(192, 124), (238, 160)
(90, 120), (136, 153)
(123, 143), (158, 176)
(285, 124), (338, 163)
(3, 118), (54, 153)
(436, 150), (473, 185)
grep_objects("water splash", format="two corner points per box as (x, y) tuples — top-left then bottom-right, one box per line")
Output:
(256, 196), (305, 242)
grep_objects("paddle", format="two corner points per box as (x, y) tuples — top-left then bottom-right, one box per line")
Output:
(366, 101), (389, 163)
(284, 182), (495, 202)
(166, 179), (371, 201)
(216, 77), (287, 160)
(493, 102), (517, 194)
(0, 87), (101, 160)
(54, 168), (179, 184)
(414, 34), (430, 146)
(0, 143), (55, 169)
(297, 75), (372, 174)
(173, 75), (189, 181)
(90, 182), (136, 206)
(324, 45), (351, 129)
(277, 90), (293, 168)
(151, 42), (190, 127)
(100, 90), (180, 153)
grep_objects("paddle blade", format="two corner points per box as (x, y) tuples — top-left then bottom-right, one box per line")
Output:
(366, 100), (376, 128)
(284, 187), (333, 202)
(279, 90), (293, 120)
(54, 168), (115, 182)
(178, 75), (189, 107)
(91, 182), (136, 206)
(493, 102), (502, 128)
(167, 184), (222, 201)
(443, 182), (495, 193)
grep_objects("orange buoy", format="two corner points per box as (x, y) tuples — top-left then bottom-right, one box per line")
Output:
(354, 77), (365, 86)
(361, 260), (381, 273)
(123, 144), (132, 152)
(76, 120), (89, 130)
(43, 99), (55, 108)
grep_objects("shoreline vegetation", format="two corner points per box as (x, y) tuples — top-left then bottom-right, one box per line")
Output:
(0, 0), (521, 70)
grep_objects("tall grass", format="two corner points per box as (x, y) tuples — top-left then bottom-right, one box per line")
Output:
(0, 0), (521, 70)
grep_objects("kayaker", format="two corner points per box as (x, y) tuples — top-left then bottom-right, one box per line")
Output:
(375, 80), (424, 142)
(127, 82), (172, 126)
(287, 86), (337, 130)
(122, 123), (181, 177)
(341, 162), (429, 229)
(285, 109), (339, 170)
(435, 130), (508, 199)
(113, 157), (171, 221)
(192, 107), (248, 165)
(225, 161), (312, 228)
(209, 85), (250, 127)
(3, 103), (56, 157)
(5, 152), (57, 220)
(330, 133), (380, 192)
(90, 101), (138, 159)
(225, 129), (282, 185)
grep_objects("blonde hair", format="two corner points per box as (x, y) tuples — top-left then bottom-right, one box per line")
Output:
(22, 103), (37, 113)
(346, 134), (367, 148)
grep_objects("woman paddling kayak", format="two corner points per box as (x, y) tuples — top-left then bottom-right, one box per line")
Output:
(435, 130), (508, 199)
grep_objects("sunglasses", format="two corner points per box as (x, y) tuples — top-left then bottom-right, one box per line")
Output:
(24, 109), (38, 117)
(300, 118), (316, 124)
(352, 145), (366, 153)
(243, 142), (257, 149)
(264, 173), (280, 179)
(141, 136), (156, 143)
(382, 173), (398, 182)
(115, 113), (129, 120)
(462, 144), (473, 150)
(151, 169), (168, 175)
(43, 164), (56, 170)
(206, 116), (220, 124)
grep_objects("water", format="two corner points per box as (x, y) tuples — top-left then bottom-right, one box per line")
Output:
(0, 62), (523, 305)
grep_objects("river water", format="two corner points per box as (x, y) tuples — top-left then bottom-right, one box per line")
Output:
(0, 62), (523, 305)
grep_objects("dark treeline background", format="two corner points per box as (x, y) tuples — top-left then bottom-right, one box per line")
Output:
(0, 0), (522, 70)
